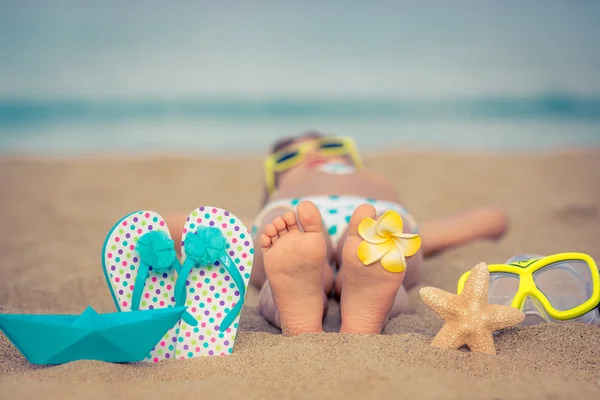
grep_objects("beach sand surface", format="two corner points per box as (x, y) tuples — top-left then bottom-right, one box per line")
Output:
(1, 150), (599, 399)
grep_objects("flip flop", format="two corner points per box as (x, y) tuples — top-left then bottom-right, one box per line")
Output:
(175, 206), (254, 358)
(101, 210), (183, 363)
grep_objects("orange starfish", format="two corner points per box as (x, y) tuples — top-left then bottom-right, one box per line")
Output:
(419, 262), (525, 355)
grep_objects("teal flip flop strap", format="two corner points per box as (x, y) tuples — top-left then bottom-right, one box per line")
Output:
(217, 252), (246, 332)
(175, 258), (198, 326)
(175, 226), (246, 332)
(133, 231), (181, 312)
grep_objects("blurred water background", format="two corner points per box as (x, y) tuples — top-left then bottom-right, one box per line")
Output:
(1, 0), (599, 155)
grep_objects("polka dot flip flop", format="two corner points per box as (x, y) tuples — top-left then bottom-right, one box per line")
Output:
(101, 210), (184, 363)
(175, 206), (254, 358)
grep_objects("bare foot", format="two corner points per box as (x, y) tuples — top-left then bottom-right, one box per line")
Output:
(260, 201), (328, 335)
(339, 204), (409, 334)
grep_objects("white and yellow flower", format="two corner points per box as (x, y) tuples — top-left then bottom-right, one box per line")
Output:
(357, 211), (421, 273)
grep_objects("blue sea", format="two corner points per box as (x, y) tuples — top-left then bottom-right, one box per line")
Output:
(1, 0), (599, 155)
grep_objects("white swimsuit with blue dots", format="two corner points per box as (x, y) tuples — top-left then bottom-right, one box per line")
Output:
(252, 195), (418, 248)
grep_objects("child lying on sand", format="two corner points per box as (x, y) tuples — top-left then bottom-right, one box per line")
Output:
(169, 132), (508, 335)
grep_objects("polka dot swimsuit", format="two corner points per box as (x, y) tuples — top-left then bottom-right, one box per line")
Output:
(251, 195), (418, 248)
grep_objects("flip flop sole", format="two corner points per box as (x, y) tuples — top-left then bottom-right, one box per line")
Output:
(177, 206), (254, 358)
(101, 210), (180, 362)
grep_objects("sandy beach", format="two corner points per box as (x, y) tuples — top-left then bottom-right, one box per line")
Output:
(1, 149), (599, 399)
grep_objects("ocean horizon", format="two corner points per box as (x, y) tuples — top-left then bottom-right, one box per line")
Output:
(1, 95), (599, 155)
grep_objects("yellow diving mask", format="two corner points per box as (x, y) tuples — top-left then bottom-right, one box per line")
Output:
(457, 252), (600, 325)
(263, 135), (363, 196)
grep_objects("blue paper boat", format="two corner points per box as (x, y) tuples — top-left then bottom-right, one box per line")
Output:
(0, 305), (187, 365)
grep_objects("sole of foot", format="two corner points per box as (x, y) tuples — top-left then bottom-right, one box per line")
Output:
(339, 204), (410, 334)
(260, 201), (328, 335)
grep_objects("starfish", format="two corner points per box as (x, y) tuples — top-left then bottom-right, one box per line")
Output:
(419, 262), (525, 355)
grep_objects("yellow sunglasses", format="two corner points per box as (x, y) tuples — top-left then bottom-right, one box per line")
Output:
(457, 252), (600, 321)
(263, 136), (363, 196)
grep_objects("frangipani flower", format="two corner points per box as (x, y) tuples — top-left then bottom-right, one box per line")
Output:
(357, 211), (421, 273)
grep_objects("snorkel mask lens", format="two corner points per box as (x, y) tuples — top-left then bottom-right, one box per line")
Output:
(533, 259), (594, 312)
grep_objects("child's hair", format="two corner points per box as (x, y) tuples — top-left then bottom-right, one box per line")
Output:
(261, 131), (324, 206)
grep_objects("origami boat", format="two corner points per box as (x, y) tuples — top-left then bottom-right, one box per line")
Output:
(0, 305), (187, 365)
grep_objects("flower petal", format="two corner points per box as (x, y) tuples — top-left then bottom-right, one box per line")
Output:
(357, 240), (393, 265)
(380, 247), (407, 273)
(376, 211), (404, 238)
(393, 234), (422, 257)
(358, 217), (387, 244)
